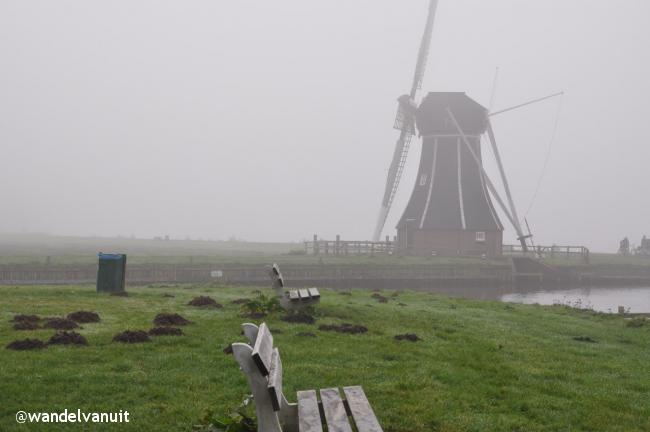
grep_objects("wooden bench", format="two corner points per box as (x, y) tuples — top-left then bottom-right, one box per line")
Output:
(231, 322), (383, 432)
(267, 263), (320, 306)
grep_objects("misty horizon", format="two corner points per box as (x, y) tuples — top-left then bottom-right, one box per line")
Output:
(2, 0), (649, 253)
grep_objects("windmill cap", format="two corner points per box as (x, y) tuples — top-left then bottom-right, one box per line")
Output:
(416, 92), (488, 136)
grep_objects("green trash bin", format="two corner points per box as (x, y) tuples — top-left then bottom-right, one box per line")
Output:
(97, 253), (127, 293)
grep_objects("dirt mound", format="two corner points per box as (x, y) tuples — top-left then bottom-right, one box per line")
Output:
(153, 313), (191, 326)
(394, 333), (421, 342)
(110, 291), (129, 297)
(371, 293), (389, 303)
(231, 298), (250, 304)
(297, 332), (317, 337)
(281, 312), (315, 324)
(67, 311), (100, 323)
(11, 314), (41, 323)
(188, 296), (222, 308)
(13, 321), (40, 330)
(48, 331), (88, 345)
(6, 339), (47, 350)
(113, 330), (150, 343)
(149, 326), (183, 336)
(318, 323), (368, 334)
(573, 336), (597, 343)
(398, 303), (407, 307)
(242, 312), (266, 319)
(43, 318), (79, 330)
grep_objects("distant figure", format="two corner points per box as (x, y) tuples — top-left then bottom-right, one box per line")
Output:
(619, 237), (630, 256)
(640, 235), (649, 255)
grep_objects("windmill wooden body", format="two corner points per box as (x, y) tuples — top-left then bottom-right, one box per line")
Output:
(396, 92), (503, 256)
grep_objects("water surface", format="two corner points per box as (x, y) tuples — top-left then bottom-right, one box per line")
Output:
(500, 286), (650, 313)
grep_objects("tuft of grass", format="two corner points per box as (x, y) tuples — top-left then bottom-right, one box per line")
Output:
(626, 317), (646, 328)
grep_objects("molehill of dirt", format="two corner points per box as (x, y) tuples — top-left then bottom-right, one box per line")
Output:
(11, 314), (41, 323)
(110, 291), (129, 297)
(113, 330), (150, 343)
(149, 326), (183, 336)
(188, 296), (222, 308)
(13, 321), (40, 331)
(573, 336), (597, 343)
(43, 318), (79, 330)
(48, 331), (88, 346)
(231, 298), (250, 304)
(318, 323), (368, 334)
(153, 313), (191, 326)
(67, 311), (100, 323)
(394, 333), (421, 342)
(6, 339), (47, 350)
(371, 293), (389, 303)
(241, 312), (266, 319)
(281, 312), (315, 324)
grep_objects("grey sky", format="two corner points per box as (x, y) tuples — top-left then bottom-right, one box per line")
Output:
(1, 0), (649, 252)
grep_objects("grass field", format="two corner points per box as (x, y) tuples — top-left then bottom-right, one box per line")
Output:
(1, 284), (649, 431)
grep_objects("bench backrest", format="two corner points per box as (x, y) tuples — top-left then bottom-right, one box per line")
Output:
(232, 323), (293, 432)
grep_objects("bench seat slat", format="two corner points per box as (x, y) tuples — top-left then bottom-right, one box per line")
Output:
(297, 390), (323, 432)
(308, 287), (320, 298)
(320, 388), (353, 432)
(343, 386), (383, 432)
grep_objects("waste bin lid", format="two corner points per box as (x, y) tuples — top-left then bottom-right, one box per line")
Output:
(98, 253), (125, 260)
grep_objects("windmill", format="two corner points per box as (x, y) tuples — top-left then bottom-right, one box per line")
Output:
(372, 0), (562, 256)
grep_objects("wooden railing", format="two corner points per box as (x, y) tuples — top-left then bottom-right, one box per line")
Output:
(304, 235), (394, 256)
(502, 244), (590, 264)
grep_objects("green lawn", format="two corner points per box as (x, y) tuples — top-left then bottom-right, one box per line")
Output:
(1, 284), (649, 431)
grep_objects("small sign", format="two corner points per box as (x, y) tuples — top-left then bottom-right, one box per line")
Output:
(210, 270), (223, 278)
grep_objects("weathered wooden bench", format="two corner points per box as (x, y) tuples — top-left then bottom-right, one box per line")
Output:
(267, 263), (320, 306)
(232, 322), (383, 432)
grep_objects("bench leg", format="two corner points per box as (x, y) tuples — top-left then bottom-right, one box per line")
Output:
(278, 394), (298, 432)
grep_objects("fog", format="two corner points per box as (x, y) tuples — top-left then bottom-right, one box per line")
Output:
(1, 0), (649, 252)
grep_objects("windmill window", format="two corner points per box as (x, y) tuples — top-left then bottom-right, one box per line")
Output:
(475, 231), (486, 242)
(419, 174), (428, 186)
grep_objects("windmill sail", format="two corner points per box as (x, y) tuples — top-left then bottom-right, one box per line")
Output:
(372, 0), (440, 242)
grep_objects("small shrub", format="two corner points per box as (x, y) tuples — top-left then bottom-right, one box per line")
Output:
(196, 395), (256, 432)
(240, 293), (283, 318)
